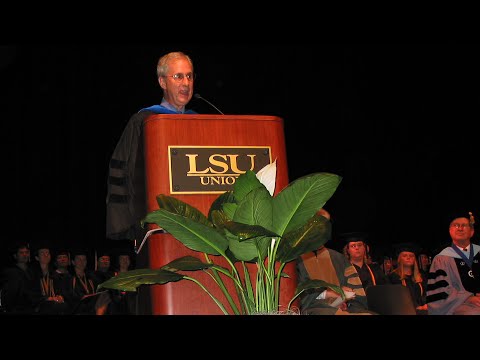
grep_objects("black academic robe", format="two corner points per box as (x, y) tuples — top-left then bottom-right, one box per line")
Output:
(1, 265), (41, 314)
(353, 262), (390, 290)
(388, 272), (427, 315)
(105, 105), (197, 241)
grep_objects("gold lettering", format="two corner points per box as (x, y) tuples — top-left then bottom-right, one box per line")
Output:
(225, 177), (236, 185)
(209, 155), (229, 174)
(228, 154), (256, 174)
(186, 154), (209, 174)
(210, 177), (221, 185)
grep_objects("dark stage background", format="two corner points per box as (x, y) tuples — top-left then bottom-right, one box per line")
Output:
(0, 44), (478, 267)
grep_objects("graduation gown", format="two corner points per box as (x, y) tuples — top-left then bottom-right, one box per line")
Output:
(296, 247), (370, 315)
(388, 272), (427, 315)
(106, 105), (197, 241)
(427, 244), (480, 315)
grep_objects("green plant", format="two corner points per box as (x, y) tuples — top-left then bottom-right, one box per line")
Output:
(99, 162), (344, 314)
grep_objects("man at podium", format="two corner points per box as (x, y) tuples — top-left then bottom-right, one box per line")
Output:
(106, 51), (197, 242)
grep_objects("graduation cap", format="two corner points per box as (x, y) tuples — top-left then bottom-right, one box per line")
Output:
(31, 240), (53, 256)
(95, 248), (111, 259)
(338, 231), (369, 247)
(392, 242), (421, 258)
(54, 248), (70, 258)
(8, 241), (30, 254)
(446, 209), (476, 227)
(70, 248), (89, 259)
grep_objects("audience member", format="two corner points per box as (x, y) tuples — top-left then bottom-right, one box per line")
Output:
(92, 249), (115, 286)
(31, 244), (69, 314)
(427, 210), (480, 315)
(381, 256), (393, 275)
(296, 210), (373, 315)
(389, 243), (428, 315)
(0, 242), (40, 314)
(341, 232), (390, 291)
(70, 249), (97, 315)
(417, 249), (431, 275)
(108, 246), (138, 315)
(51, 248), (74, 312)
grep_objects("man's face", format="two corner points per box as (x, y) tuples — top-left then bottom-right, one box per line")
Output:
(36, 248), (51, 264)
(158, 58), (194, 110)
(449, 217), (474, 244)
(56, 254), (70, 269)
(15, 247), (30, 264)
(73, 255), (87, 270)
(97, 256), (111, 271)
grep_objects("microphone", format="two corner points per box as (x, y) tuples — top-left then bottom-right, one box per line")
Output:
(194, 93), (224, 115)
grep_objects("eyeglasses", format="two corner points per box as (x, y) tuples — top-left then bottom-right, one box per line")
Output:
(450, 223), (471, 229)
(163, 73), (195, 82)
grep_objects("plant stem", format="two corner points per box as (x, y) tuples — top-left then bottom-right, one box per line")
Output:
(203, 268), (240, 315)
(184, 276), (229, 315)
(204, 253), (245, 314)
(275, 262), (286, 310)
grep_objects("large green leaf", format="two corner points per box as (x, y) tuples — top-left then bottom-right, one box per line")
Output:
(222, 203), (237, 220)
(226, 231), (259, 262)
(208, 191), (235, 222)
(155, 194), (211, 227)
(210, 209), (230, 230)
(294, 279), (344, 298)
(223, 221), (278, 261)
(98, 269), (184, 292)
(272, 173), (342, 236)
(143, 210), (229, 255)
(233, 186), (273, 232)
(276, 214), (331, 263)
(223, 221), (279, 240)
(161, 256), (214, 272)
(233, 170), (264, 202)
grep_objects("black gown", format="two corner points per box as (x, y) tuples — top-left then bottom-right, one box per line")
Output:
(388, 272), (427, 315)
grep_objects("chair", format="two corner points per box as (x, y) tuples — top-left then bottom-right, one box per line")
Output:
(366, 284), (417, 315)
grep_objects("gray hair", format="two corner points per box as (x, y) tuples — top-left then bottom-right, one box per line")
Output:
(156, 51), (194, 78)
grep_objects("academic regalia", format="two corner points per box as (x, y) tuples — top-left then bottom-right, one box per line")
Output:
(427, 209), (480, 315)
(388, 272), (427, 315)
(353, 262), (390, 290)
(296, 247), (371, 315)
(339, 231), (390, 291)
(92, 249), (115, 289)
(107, 245), (138, 315)
(427, 244), (480, 315)
(31, 263), (70, 315)
(70, 272), (97, 315)
(389, 242), (428, 315)
(106, 104), (197, 241)
(1, 264), (41, 314)
(50, 269), (74, 314)
(92, 270), (115, 288)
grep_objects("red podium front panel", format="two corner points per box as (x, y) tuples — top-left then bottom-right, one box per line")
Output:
(143, 114), (296, 314)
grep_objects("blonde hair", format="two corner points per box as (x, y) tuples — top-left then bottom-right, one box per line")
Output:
(392, 252), (423, 284)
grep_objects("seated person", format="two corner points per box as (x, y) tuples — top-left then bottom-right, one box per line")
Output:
(340, 232), (390, 291)
(389, 243), (428, 315)
(296, 210), (373, 315)
(427, 210), (480, 315)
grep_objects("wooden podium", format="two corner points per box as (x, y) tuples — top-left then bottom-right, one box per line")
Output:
(142, 114), (296, 314)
